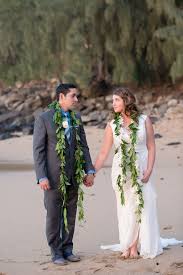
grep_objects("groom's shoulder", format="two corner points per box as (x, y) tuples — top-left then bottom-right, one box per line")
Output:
(75, 112), (81, 119)
(37, 109), (54, 121)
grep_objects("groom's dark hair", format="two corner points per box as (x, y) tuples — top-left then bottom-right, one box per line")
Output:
(56, 83), (77, 100)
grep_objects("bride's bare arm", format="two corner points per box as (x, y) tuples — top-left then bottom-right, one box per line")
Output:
(142, 116), (156, 183)
(94, 123), (113, 172)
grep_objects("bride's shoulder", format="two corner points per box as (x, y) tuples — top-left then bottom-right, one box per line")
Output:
(139, 114), (148, 121)
(108, 119), (115, 128)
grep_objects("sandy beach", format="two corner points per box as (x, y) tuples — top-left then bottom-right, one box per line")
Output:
(0, 115), (183, 275)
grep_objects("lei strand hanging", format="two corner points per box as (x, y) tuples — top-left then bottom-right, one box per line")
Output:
(113, 113), (144, 223)
(49, 101), (85, 231)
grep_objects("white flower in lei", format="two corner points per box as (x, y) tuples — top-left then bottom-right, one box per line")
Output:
(62, 120), (69, 129)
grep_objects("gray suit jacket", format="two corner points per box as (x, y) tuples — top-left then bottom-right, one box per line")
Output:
(33, 109), (94, 189)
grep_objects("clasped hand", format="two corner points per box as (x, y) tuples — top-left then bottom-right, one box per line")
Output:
(39, 175), (95, 190)
(39, 179), (50, 190)
(83, 174), (95, 187)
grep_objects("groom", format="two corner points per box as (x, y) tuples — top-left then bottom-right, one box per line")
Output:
(33, 83), (95, 265)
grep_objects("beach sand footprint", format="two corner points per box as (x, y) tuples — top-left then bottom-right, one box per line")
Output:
(164, 261), (183, 275)
(171, 261), (183, 269)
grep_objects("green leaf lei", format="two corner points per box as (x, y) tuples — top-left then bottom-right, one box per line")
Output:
(113, 113), (144, 223)
(48, 101), (85, 231)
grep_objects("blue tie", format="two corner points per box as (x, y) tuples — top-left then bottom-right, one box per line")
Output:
(63, 113), (71, 143)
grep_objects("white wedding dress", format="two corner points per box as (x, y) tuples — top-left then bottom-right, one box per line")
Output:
(101, 114), (183, 259)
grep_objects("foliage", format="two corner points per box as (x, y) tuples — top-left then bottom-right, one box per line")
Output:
(0, 0), (182, 86)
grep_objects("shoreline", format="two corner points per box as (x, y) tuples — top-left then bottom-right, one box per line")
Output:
(0, 162), (112, 171)
(0, 162), (34, 171)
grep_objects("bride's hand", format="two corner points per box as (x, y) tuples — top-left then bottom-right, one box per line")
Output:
(141, 170), (151, 183)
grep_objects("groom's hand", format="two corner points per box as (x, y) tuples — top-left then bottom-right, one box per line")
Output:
(39, 179), (50, 190)
(84, 174), (95, 187)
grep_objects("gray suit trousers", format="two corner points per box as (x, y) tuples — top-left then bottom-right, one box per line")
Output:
(44, 183), (78, 259)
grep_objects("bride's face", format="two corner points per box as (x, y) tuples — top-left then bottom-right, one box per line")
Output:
(112, 95), (125, 113)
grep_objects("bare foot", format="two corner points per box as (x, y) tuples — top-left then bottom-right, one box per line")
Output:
(130, 248), (140, 259)
(120, 249), (130, 259)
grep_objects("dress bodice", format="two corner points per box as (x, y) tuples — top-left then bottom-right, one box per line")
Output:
(110, 114), (147, 153)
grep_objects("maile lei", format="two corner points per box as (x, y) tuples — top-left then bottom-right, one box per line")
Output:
(113, 113), (144, 223)
(48, 101), (85, 231)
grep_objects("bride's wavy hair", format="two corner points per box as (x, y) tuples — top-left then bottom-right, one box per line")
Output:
(113, 86), (141, 123)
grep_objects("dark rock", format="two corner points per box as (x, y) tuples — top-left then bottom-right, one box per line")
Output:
(22, 126), (33, 135)
(0, 111), (19, 123)
(101, 110), (109, 120)
(0, 132), (12, 140)
(166, 142), (181, 146)
(157, 103), (168, 117)
(81, 116), (92, 124)
(96, 102), (105, 110)
(167, 99), (178, 107)
(89, 111), (101, 121)
(149, 116), (159, 124)
(166, 104), (183, 117)
(90, 120), (100, 126)
(12, 101), (24, 109)
(0, 106), (8, 115)
(142, 92), (153, 104)
(8, 117), (25, 131)
(154, 133), (163, 139)
(82, 105), (96, 116)
(0, 79), (182, 140)
(4, 93), (25, 107)
(39, 92), (52, 107)
(25, 115), (34, 124)
(98, 122), (107, 129)
(106, 102), (113, 110)
(105, 95), (113, 103)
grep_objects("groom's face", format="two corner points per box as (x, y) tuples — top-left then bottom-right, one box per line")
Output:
(59, 88), (78, 111)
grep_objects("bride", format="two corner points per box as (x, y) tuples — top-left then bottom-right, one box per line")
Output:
(94, 86), (163, 259)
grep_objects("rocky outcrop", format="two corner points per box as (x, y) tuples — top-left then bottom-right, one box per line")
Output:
(0, 81), (183, 140)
